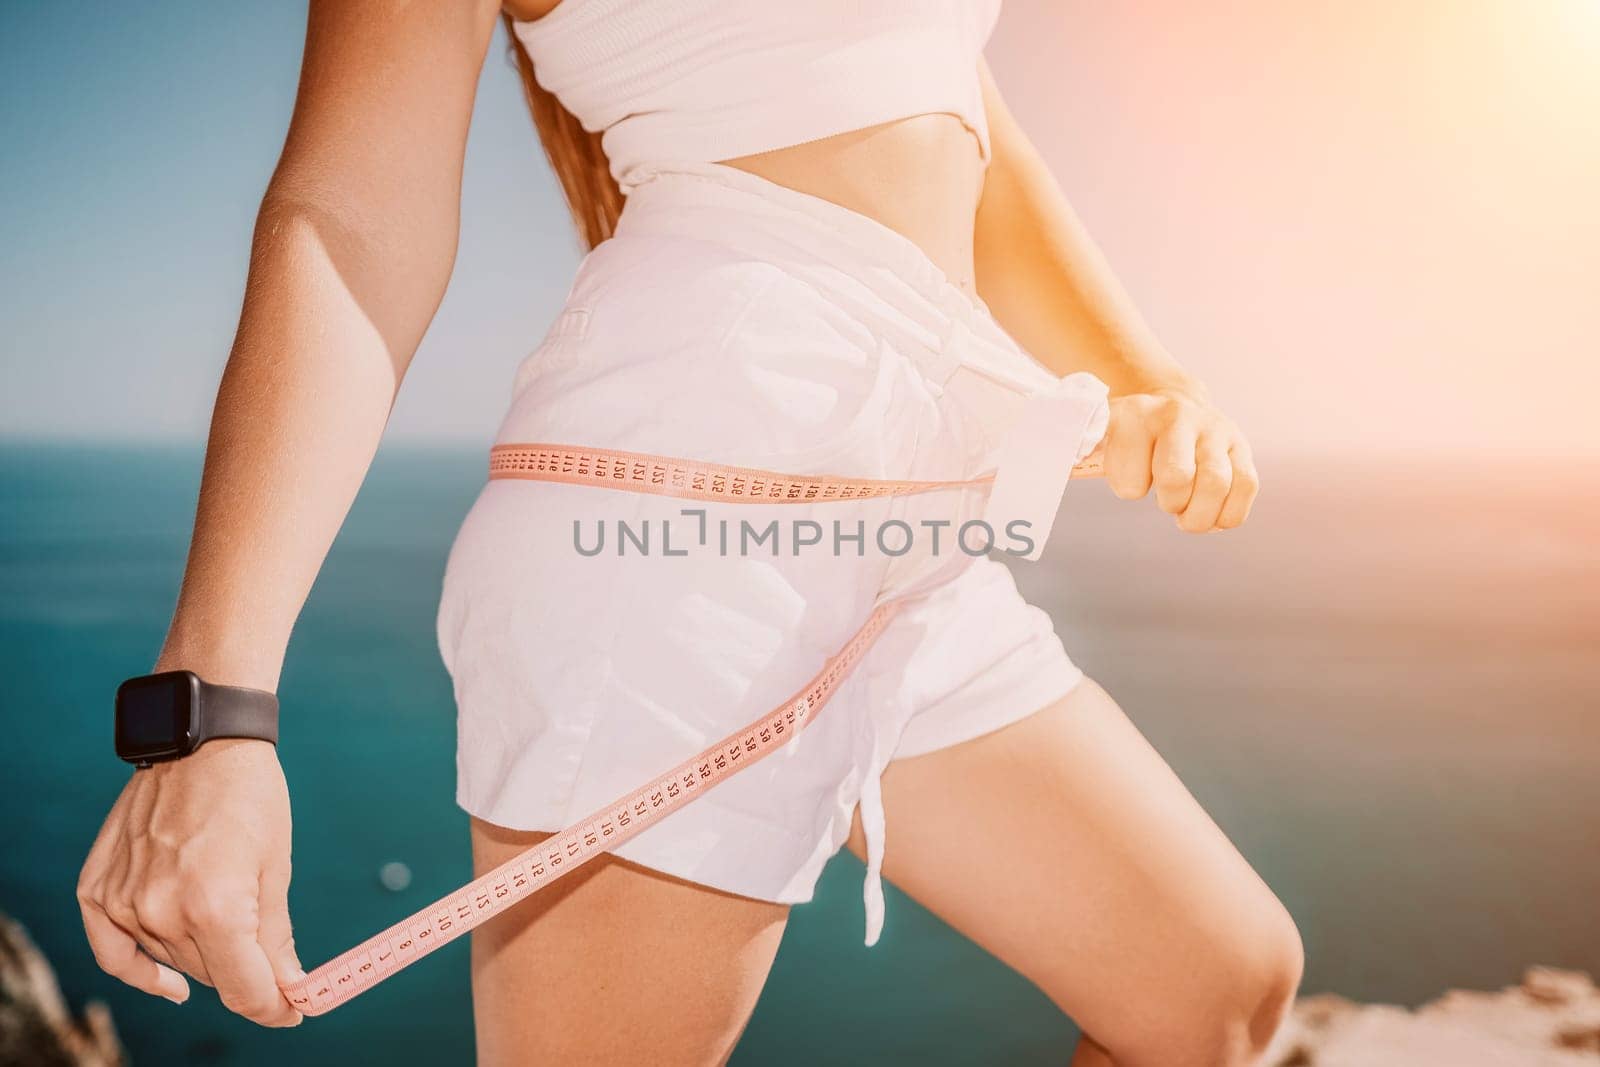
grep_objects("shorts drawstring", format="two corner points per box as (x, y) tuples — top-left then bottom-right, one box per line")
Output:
(859, 766), (889, 946)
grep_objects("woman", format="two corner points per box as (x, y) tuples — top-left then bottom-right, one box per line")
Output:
(77, 1), (1303, 1064)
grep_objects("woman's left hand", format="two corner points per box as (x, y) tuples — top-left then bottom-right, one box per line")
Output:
(1100, 388), (1260, 532)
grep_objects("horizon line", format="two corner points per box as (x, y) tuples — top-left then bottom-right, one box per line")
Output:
(4, 432), (1598, 468)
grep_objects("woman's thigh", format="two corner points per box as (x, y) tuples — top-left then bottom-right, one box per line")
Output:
(848, 679), (1302, 1064)
(470, 818), (789, 1067)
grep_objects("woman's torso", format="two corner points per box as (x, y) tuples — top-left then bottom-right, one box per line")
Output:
(504, 0), (992, 291)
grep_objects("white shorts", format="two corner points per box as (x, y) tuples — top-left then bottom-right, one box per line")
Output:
(437, 163), (1106, 944)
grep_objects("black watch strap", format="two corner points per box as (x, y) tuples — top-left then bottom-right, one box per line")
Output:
(200, 681), (280, 745)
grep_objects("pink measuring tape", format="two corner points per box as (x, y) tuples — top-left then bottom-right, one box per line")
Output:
(282, 442), (1103, 1015)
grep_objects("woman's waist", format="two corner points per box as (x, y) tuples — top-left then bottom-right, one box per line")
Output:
(610, 158), (1006, 364)
(715, 115), (985, 292)
(509, 148), (1064, 450)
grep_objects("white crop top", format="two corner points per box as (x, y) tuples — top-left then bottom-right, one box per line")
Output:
(512, 0), (1002, 191)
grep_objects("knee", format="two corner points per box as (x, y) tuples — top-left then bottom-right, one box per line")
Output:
(1240, 909), (1304, 1059)
(1109, 906), (1304, 1067)
(1205, 907), (1305, 1066)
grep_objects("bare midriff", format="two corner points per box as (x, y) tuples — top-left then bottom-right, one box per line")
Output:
(720, 114), (987, 295)
(503, 3), (985, 291)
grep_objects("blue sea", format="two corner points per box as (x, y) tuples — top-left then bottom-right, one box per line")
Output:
(2, 442), (1597, 1064)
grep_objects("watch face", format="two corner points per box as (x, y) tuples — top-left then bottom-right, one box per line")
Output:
(115, 672), (198, 762)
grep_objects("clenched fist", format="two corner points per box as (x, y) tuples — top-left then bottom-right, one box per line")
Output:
(1102, 389), (1260, 532)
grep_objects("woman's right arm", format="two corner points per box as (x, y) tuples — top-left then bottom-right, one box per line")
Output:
(77, 0), (502, 1026)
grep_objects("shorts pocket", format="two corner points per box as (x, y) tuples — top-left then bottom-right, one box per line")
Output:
(509, 307), (593, 400)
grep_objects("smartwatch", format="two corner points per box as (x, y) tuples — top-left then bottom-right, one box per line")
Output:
(114, 670), (279, 768)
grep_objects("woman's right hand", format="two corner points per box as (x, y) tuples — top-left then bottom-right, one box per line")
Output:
(77, 738), (304, 1027)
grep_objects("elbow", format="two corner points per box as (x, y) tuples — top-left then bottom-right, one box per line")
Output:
(251, 187), (459, 374)
(254, 184), (462, 294)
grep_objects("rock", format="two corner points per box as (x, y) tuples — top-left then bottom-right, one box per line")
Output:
(0, 912), (124, 1066)
(1272, 967), (1600, 1066)
(1295, 993), (1363, 1031)
(1525, 967), (1597, 1007)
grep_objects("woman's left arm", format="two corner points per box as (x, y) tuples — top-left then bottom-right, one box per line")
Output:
(974, 62), (1260, 532)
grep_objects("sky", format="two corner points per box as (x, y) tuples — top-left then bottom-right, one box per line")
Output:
(2, 1), (1597, 458)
